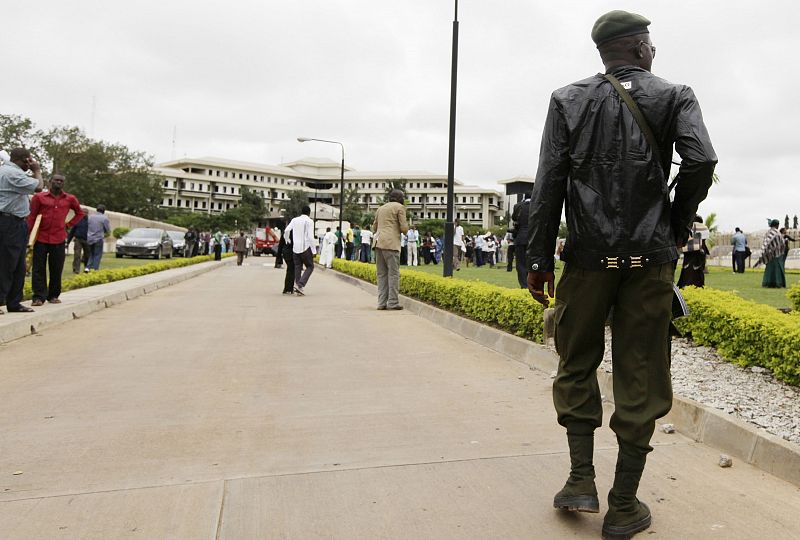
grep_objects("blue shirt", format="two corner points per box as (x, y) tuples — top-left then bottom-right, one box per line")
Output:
(0, 162), (39, 217)
(87, 213), (110, 244)
(732, 232), (747, 252)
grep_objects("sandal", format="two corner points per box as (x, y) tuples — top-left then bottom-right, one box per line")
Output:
(8, 305), (34, 313)
(48, 298), (62, 304)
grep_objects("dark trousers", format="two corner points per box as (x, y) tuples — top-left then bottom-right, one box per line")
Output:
(506, 244), (515, 271)
(514, 244), (529, 288)
(236, 252), (245, 265)
(72, 238), (90, 273)
(283, 249), (295, 293)
(552, 262), (674, 453)
(32, 241), (66, 301)
(0, 215), (28, 310)
(293, 248), (314, 288)
(214, 244), (222, 261)
(733, 251), (746, 273)
(335, 243), (343, 259)
(185, 242), (195, 258)
(475, 249), (484, 266)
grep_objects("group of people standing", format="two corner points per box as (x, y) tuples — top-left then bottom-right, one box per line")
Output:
(1, 147), (111, 314)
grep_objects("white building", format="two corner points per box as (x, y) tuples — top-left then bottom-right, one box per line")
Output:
(153, 157), (505, 229)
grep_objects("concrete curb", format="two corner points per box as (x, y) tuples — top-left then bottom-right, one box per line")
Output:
(328, 268), (800, 488)
(0, 258), (235, 346)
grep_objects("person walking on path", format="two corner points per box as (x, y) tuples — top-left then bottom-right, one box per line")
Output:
(730, 227), (748, 273)
(0, 148), (44, 314)
(334, 226), (343, 259)
(755, 219), (786, 288)
(284, 205), (316, 295)
(233, 231), (247, 266)
(372, 189), (408, 310)
(67, 210), (90, 274)
(85, 205), (110, 271)
(352, 224), (362, 262)
(278, 230), (295, 294)
(27, 174), (84, 305)
(525, 10), (716, 539)
(677, 215), (710, 288)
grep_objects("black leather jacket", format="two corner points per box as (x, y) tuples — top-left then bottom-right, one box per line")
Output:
(527, 66), (717, 272)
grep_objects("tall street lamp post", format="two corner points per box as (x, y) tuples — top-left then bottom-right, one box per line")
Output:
(297, 137), (345, 236)
(443, 0), (459, 277)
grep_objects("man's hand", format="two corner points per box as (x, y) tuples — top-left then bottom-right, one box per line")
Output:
(527, 271), (555, 307)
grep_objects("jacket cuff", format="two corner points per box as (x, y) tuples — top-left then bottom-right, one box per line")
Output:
(528, 256), (555, 273)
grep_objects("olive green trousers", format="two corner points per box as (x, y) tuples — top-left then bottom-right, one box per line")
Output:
(552, 262), (674, 452)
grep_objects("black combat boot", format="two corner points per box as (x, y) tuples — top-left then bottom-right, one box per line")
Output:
(553, 433), (599, 513)
(602, 443), (651, 539)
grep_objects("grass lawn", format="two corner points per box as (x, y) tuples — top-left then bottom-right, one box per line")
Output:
(405, 261), (798, 309)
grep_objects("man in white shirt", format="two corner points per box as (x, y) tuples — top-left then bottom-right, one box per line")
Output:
(406, 226), (419, 266)
(360, 228), (373, 262)
(452, 219), (465, 271)
(284, 205), (316, 295)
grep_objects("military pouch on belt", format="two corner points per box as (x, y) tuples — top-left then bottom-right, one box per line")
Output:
(605, 74), (689, 321)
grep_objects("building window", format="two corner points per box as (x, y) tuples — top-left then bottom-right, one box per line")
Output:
(224, 172), (228, 178)
(216, 171), (220, 177)
(281, 178), (285, 184)
(226, 203), (231, 210)
(427, 212), (431, 219)
(190, 182), (195, 190)
(239, 173), (243, 179)
(194, 200), (198, 208)
(281, 193), (285, 199)
(479, 212), (483, 219)
(168, 198), (173, 206)
(489, 197), (494, 205)
(470, 196), (474, 203)
(202, 201), (207, 209)
(411, 196), (416, 203)
(462, 196), (466, 203)
(208, 170), (213, 176)
(471, 212), (476, 219)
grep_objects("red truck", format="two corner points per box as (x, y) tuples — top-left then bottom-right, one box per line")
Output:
(254, 227), (280, 256)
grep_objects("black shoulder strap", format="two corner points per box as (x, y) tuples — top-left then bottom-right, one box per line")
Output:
(605, 74), (676, 190)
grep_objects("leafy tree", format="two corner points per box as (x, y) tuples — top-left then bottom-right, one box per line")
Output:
(558, 221), (569, 239)
(704, 212), (718, 249)
(0, 114), (45, 161)
(281, 189), (309, 220)
(342, 186), (363, 225)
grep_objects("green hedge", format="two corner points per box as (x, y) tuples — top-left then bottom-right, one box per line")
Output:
(675, 287), (800, 385)
(788, 281), (800, 311)
(331, 259), (544, 341)
(331, 260), (799, 386)
(23, 254), (232, 300)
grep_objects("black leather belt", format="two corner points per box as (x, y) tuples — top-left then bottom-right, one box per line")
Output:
(0, 211), (23, 220)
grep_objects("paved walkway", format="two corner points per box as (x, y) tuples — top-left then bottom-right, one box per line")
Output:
(0, 260), (798, 539)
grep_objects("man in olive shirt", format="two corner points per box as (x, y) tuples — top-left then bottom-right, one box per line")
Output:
(0, 148), (44, 314)
(372, 189), (409, 310)
(526, 11), (716, 538)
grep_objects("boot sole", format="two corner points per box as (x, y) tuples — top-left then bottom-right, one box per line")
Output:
(553, 494), (600, 513)
(602, 503), (651, 539)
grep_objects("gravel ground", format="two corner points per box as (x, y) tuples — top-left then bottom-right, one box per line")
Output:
(596, 330), (800, 446)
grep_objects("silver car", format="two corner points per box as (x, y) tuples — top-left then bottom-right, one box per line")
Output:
(167, 230), (187, 256)
(115, 228), (174, 259)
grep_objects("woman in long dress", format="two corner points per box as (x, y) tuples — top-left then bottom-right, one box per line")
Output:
(755, 219), (786, 288)
(319, 227), (336, 268)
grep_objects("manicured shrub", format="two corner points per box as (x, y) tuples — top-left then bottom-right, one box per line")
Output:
(112, 227), (130, 239)
(675, 287), (800, 386)
(331, 260), (799, 386)
(23, 254), (231, 300)
(331, 258), (544, 341)
(788, 281), (800, 311)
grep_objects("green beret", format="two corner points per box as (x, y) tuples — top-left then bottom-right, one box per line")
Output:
(591, 10), (651, 46)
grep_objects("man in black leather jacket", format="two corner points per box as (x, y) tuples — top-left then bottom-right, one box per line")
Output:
(526, 10), (716, 539)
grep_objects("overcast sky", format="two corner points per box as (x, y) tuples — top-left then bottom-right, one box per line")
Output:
(3, 0), (798, 232)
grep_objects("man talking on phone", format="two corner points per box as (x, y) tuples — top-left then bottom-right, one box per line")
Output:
(0, 148), (44, 314)
(526, 11), (716, 539)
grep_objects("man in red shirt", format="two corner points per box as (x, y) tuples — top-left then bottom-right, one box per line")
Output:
(26, 175), (84, 305)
